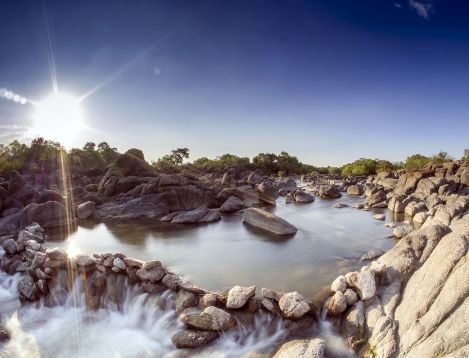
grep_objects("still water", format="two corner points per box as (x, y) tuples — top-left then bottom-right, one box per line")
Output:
(47, 194), (396, 297)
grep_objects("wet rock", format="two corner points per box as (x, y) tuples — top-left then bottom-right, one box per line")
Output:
(162, 274), (182, 290)
(373, 213), (385, 221)
(332, 203), (348, 208)
(18, 276), (38, 301)
(257, 181), (278, 205)
(384, 222), (396, 228)
(185, 306), (236, 331)
(261, 297), (280, 315)
(294, 190), (315, 203)
(279, 291), (310, 319)
(171, 329), (219, 349)
(176, 290), (198, 314)
(2, 238), (17, 255)
(243, 207), (297, 236)
(349, 268), (376, 300)
(76, 201), (95, 220)
(219, 196), (244, 213)
(113, 257), (127, 270)
(326, 291), (347, 316)
(361, 248), (385, 261)
(331, 275), (347, 293)
(226, 285), (256, 309)
(273, 338), (325, 358)
(352, 203), (365, 209)
(199, 293), (219, 308)
(123, 257), (143, 268)
(318, 185), (341, 199)
(341, 300), (366, 350)
(169, 207), (221, 224)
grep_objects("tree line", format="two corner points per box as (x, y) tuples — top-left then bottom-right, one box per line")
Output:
(0, 138), (467, 177)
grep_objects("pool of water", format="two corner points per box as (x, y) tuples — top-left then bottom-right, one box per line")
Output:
(46, 194), (397, 297)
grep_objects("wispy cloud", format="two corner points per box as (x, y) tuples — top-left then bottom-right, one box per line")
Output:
(408, 0), (433, 20)
(395, 3), (402, 9)
(0, 124), (29, 143)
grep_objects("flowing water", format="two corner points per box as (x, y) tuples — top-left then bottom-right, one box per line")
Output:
(0, 194), (399, 357)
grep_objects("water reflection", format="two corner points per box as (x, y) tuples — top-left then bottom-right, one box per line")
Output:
(46, 194), (399, 297)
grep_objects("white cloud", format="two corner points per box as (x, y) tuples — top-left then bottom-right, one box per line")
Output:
(408, 0), (433, 20)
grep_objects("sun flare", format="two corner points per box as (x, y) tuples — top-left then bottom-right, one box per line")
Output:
(32, 92), (84, 144)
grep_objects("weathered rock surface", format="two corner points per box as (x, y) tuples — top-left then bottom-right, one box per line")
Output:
(171, 329), (219, 349)
(273, 338), (325, 358)
(185, 306), (236, 331)
(226, 285), (256, 309)
(242, 207), (297, 236)
(318, 185), (341, 198)
(278, 291), (310, 319)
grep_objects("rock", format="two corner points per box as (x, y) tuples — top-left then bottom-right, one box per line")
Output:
(393, 225), (413, 239)
(273, 338), (325, 358)
(185, 306), (236, 331)
(294, 190), (315, 203)
(257, 181), (278, 205)
(169, 207), (221, 224)
(176, 290), (198, 314)
(242, 207), (297, 236)
(113, 257), (127, 270)
(344, 289), (358, 305)
(123, 257), (143, 268)
(2, 238), (17, 255)
(278, 292), (310, 319)
(374, 214), (385, 221)
(18, 276), (38, 301)
(171, 329), (219, 349)
(413, 211), (428, 225)
(366, 189), (387, 207)
(404, 201), (426, 217)
(349, 269), (376, 300)
(226, 285), (256, 309)
(332, 203), (348, 208)
(219, 196), (244, 213)
(331, 275), (347, 293)
(384, 222), (396, 228)
(341, 300), (366, 350)
(318, 185), (341, 198)
(347, 185), (363, 196)
(8, 171), (26, 195)
(199, 293), (219, 308)
(37, 190), (65, 204)
(327, 291), (347, 316)
(361, 248), (385, 261)
(76, 201), (95, 220)
(261, 288), (283, 301)
(352, 203), (365, 209)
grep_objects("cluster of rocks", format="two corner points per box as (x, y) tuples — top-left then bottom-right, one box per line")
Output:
(321, 162), (469, 357)
(0, 221), (319, 352)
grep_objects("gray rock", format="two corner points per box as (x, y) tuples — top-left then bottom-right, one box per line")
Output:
(2, 239), (17, 255)
(393, 225), (413, 239)
(185, 306), (236, 331)
(219, 196), (244, 213)
(373, 213), (385, 221)
(347, 185), (363, 196)
(361, 248), (385, 261)
(76, 201), (95, 220)
(331, 275), (347, 293)
(350, 268), (376, 300)
(319, 185), (341, 198)
(176, 290), (198, 314)
(344, 289), (358, 306)
(341, 300), (366, 350)
(171, 329), (219, 349)
(294, 191), (315, 203)
(243, 207), (297, 236)
(327, 291), (347, 316)
(226, 285), (256, 309)
(261, 287), (283, 301)
(113, 257), (127, 270)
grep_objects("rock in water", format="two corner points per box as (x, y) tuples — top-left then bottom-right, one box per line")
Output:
(373, 214), (385, 221)
(278, 291), (310, 319)
(326, 291), (347, 316)
(185, 306), (236, 331)
(76, 201), (95, 219)
(226, 285), (256, 309)
(294, 190), (315, 203)
(171, 329), (219, 349)
(349, 268), (376, 300)
(242, 207), (297, 236)
(219, 196), (244, 213)
(331, 275), (347, 293)
(318, 185), (341, 198)
(273, 338), (325, 358)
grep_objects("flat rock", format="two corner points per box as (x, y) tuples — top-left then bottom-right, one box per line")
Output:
(273, 338), (325, 358)
(185, 306), (236, 331)
(171, 329), (219, 349)
(243, 207), (297, 236)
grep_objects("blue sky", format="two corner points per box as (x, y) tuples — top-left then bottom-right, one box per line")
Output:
(0, 0), (468, 166)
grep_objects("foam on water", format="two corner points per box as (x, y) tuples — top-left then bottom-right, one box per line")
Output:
(0, 270), (355, 358)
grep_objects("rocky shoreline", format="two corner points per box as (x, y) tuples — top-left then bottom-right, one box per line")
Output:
(0, 153), (468, 357)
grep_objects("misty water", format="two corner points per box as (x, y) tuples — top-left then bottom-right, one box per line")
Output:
(47, 194), (396, 297)
(0, 194), (399, 358)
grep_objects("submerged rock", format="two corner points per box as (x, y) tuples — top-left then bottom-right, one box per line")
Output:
(242, 207), (297, 236)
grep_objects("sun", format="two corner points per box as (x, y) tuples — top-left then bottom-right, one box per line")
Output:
(32, 92), (84, 145)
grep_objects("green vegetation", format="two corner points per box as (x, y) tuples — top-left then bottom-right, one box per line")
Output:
(69, 141), (119, 170)
(463, 149), (469, 162)
(192, 154), (251, 171)
(151, 147), (190, 171)
(341, 158), (398, 176)
(404, 150), (453, 169)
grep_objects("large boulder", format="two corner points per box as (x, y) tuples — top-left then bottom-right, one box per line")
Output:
(257, 182), (278, 205)
(242, 207), (297, 236)
(273, 338), (325, 358)
(171, 329), (219, 349)
(162, 207), (220, 224)
(293, 190), (315, 203)
(318, 185), (341, 198)
(347, 185), (363, 196)
(114, 150), (152, 176)
(76, 201), (95, 220)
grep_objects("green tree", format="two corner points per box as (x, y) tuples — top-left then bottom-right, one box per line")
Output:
(170, 148), (189, 165)
(404, 154), (430, 169)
